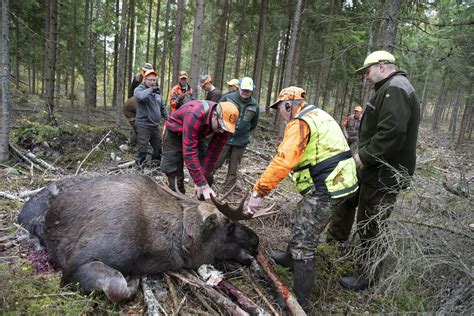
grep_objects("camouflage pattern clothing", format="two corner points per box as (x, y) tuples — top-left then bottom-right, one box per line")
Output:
(289, 192), (342, 261)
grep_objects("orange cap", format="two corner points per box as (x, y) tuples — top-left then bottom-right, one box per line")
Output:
(216, 102), (239, 134)
(270, 86), (306, 109)
(354, 105), (363, 112)
(143, 69), (157, 79)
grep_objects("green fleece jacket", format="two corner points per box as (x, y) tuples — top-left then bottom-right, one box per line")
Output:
(358, 71), (420, 190)
(219, 91), (259, 147)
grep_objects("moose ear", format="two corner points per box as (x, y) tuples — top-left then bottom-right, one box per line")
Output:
(202, 213), (218, 240)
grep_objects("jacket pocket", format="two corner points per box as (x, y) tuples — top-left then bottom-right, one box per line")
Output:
(243, 107), (257, 121)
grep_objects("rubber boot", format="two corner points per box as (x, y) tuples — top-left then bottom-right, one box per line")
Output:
(293, 259), (316, 310)
(269, 248), (294, 271)
(338, 273), (370, 291)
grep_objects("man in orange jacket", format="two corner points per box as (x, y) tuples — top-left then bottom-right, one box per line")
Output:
(169, 71), (193, 113)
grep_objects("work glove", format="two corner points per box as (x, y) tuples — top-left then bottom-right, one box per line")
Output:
(247, 192), (263, 215)
(152, 87), (161, 94)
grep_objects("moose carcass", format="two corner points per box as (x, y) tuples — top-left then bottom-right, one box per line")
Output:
(17, 174), (259, 302)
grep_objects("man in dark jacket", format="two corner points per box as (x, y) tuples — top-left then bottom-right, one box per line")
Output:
(213, 77), (259, 191)
(160, 100), (238, 198)
(333, 50), (420, 291)
(134, 69), (169, 167)
(199, 74), (222, 102)
(128, 62), (153, 98)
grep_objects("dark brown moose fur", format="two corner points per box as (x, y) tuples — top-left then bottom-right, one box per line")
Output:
(18, 174), (259, 302)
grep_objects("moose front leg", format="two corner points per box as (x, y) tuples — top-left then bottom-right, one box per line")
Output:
(66, 261), (138, 302)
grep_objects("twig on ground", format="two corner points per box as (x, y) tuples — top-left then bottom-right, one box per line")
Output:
(169, 271), (249, 316)
(75, 130), (111, 175)
(141, 276), (167, 315)
(0, 191), (24, 202)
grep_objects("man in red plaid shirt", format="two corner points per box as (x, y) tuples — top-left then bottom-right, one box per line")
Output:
(161, 100), (239, 200)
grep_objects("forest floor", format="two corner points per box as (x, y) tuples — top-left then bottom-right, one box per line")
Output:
(0, 94), (473, 314)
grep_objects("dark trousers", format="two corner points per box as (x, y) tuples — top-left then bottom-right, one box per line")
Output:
(128, 120), (137, 146)
(213, 144), (246, 190)
(161, 128), (210, 194)
(136, 126), (162, 166)
(329, 183), (397, 275)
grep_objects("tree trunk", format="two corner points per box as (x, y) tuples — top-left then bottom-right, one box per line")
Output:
(322, 49), (335, 111)
(70, 0), (77, 106)
(456, 82), (473, 146)
(115, 0), (128, 124)
(252, 0), (268, 103)
(160, 0), (171, 91)
(171, 0), (185, 86)
(377, 0), (402, 52)
(41, 0), (50, 98)
(45, 0), (58, 125)
(213, 0), (229, 90)
(277, 0), (303, 137)
(1, 0), (10, 162)
(189, 0), (205, 93)
(145, 0), (153, 62)
(127, 0), (136, 87)
(13, 14), (19, 90)
(112, 0), (119, 111)
(431, 79), (445, 130)
(265, 38), (279, 111)
(152, 0), (161, 70)
(103, 36), (107, 109)
(449, 86), (462, 139)
(234, 0), (247, 78)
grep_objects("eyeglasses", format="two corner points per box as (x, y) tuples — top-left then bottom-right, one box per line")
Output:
(145, 78), (157, 82)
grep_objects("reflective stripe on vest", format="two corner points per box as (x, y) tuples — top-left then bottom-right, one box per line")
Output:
(292, 105), (358, 198)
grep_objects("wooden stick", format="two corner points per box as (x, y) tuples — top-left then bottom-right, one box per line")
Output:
(169, 271), (249, 316)
(141, 276), (166, 315)
(25, 151), (59, 172)
(164, 273), (178, 309)
(75, 130), (111, 175)
(0, 191), (24, 201)
(9, 143), (44, 172)
(255, 249), (306, 316)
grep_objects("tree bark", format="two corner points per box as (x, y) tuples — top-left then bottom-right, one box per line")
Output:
(152, 0), (161, 70)
(112, 0), (119, 111)
(377, 0), (402, 52)
(234, 0), (247, 78)
(127, 0), (136, 87)
(456, 82), (473, 147)
(213, 0), (229, 90)
(1, 0), (10, 162)
(449, 86), (462, 139)
(431, 79), (445, 130)
(171, 0), (185, 86)
(189, 0), (205, 93)
(115, 0), (128, 124)
(160, 0), (171, 91)
(252, 0), (269, 103)
(145, 0), (153, 62)
(45, 0), (58, 125)
(265, 38), (279, 111)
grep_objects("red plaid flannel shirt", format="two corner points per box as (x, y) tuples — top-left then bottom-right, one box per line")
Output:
(165, 100), (230, 186)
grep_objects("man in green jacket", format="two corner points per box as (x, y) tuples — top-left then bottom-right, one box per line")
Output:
(213, 77), (260, 191)
(334, 50), (420, 291)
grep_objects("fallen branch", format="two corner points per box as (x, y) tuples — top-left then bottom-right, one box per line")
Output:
(169, 271), (249, 316)
(25, 151), (60, 173)
(197, 265), (264, 315)
(0, 191), (24, 202)
(9, 143), (44, 172)
(141, 276), (167, 315)
(255, 249), (306, 316)
(109, 160), (136, 171)
(164, 273), (178, 309)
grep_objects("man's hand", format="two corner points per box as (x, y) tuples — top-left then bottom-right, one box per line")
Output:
(194, 184), (216, 201)
(354, 153), (364, 170)
(247, 192), (263, 215)
(152, 87), (160, 94)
